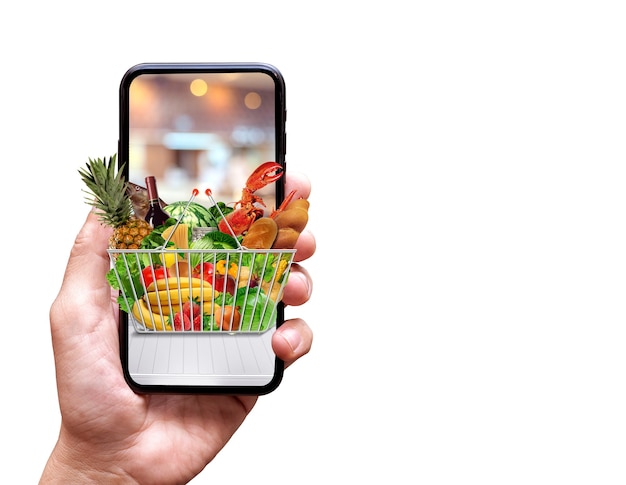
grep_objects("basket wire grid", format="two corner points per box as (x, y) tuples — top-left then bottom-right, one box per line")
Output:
(109, 247), (295, 334)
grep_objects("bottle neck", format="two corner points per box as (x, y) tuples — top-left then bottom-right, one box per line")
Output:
(145, 176), (159, 202)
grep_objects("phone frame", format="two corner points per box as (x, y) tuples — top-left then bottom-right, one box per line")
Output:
(117, 62), (287, 394)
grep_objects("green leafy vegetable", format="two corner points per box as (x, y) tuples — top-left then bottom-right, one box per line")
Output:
(208, 202), (233, 224)
(189, 231), (240, 267)
(236, 286), (275, 332)
(106, 254), (144, 313)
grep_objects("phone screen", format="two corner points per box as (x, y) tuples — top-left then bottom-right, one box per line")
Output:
(117, 63), (287, 393)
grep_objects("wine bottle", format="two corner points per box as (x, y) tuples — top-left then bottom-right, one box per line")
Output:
(144, 176), (170, 227)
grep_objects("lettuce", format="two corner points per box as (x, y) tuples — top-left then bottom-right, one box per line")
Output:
(106, 254), (144, 313)
(189, 231), (239, 267)
(236, 286), (276, 332)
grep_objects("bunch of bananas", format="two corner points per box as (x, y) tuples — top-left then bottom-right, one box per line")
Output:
(131, 277), (214, 331)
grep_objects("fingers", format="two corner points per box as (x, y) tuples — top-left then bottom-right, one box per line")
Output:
(284, 171), (311, 200)
(274, 172), (314, 368)
(281, 264), (312, 306)
(293, 229), (316, 262)
(272, 318), (313, 368)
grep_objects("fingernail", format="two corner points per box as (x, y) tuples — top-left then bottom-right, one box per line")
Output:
(280, 327), (302, 353)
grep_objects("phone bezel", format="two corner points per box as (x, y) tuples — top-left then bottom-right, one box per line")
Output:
(118, 62), (287, 395)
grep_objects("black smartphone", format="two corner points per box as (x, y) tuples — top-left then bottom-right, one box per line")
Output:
(115, 62), (289, 394)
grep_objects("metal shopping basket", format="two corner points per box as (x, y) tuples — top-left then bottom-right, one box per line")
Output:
(108, 246), (296, 333)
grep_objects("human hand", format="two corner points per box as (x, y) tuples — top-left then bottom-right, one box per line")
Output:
(40, 173), (315, 484)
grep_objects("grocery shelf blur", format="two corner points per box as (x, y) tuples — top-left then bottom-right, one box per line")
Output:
(128, 71), (277, 208)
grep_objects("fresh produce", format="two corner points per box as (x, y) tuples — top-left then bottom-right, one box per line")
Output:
(191, 262), (214, 281)
(213, 274), (236, 295)
(261, 257), (290, 301)
(214, 305), (242, 331)
(146, 276), (208, 292)
(102, 160), (307, 333)
(145, 284), (213, 306)
(159, 223), (189, 267)
(139, 276), (214, 328)
(79, 155), (152, 249)
(162, 223), (189, 249)
(131, 298), (172, 331)
(153, 299), (214, 317)
(187, 231), (240, 270)
(164, 201), (221, 228)
(173, 301), (202, 331)
(141, 265), (169, 288)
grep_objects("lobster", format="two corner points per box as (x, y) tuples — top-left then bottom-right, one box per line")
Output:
(218, 161), (296, 236)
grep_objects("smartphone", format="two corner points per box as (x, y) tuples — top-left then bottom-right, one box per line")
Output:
(116, 62), (288, 394)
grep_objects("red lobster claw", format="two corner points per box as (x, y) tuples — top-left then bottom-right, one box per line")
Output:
(218, 161), (286, 236)
(245, 161), (284, 192)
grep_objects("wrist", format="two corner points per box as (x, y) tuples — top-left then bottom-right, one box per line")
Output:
(40, 430), (135, 484)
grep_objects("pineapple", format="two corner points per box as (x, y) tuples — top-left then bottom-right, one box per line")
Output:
(78, 154), (152, 249)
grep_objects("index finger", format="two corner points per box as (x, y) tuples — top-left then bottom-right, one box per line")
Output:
(284, 171), (311, 200)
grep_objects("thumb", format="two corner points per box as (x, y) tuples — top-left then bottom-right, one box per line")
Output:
(51, 211), (114, 333)
(61, 210), (113, 294)
(49, 211), (122, 390)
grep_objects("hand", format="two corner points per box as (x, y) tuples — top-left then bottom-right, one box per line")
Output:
(40, 173), (315, 484)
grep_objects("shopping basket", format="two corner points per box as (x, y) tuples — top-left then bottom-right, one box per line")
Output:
(108, 246), (296, 334)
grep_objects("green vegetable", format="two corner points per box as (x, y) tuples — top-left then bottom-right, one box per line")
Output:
(164, 201), (229, 228)
(106, 253), (144, 313)
(206, 286), (276, 332)
(135, 219), (178, 266)
(189, 231), (240, 267)
(236, 286), (276, 332)
(238, 251), (289, 284)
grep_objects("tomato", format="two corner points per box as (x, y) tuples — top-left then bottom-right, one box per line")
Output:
(192, 262), (214, 282)
(141, 265), (169, 288)
(192, 262), (234, 294)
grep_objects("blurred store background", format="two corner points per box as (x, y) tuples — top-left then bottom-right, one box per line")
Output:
(128, 70), (279, 209)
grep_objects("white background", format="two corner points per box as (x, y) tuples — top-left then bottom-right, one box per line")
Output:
(2, 1), (626, 483)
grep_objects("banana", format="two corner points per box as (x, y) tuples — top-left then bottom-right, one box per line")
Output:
(147, 302), (182, 316)
(142, 297), (215, 316)
(131, 299), (172, 331)
(144, 299), (215, 318)
(146, 277), (211, 292)
(146, 286), (214, 306)
(202, 301), (216, 316)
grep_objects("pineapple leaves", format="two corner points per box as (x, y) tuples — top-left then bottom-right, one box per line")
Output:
(78, 154), (133, 227)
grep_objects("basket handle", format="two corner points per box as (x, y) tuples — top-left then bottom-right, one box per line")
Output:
(205, 188), (243, 250)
